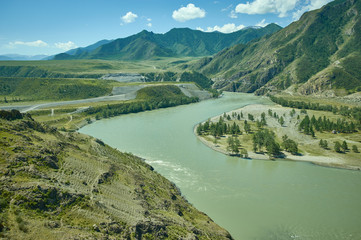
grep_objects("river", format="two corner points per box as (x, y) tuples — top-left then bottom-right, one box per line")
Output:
(79, 93), (361, 240)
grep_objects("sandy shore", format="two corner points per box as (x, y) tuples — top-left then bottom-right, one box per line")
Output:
(194, 104), (361, 171)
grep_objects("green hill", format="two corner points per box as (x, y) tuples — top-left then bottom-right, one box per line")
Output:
(0, 112), (232, 239)
(54, 25), (282, 61)
(191, 0), (361, 96)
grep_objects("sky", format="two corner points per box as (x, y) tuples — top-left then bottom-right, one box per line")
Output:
(0, 0), (333, 56)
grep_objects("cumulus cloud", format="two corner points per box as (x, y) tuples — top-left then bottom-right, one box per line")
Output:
(255, 19), (268, 27)
(292, 0), (333, 20)
(8, 40), (48, 48)
(147, 23), (152, 27)
(197, 23), (245, 34)
(235, 0), (298, 17)
(121, 11), (138, 24)
(54, 41), (77, 51)
(172, 3), (206, 22)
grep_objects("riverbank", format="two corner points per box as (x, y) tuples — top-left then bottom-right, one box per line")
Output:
(195, 103), (361, 171)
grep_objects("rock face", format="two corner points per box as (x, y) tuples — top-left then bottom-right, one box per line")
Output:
(0, 114), (233, 239)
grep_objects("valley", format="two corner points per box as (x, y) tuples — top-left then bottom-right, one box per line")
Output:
(1, 0), (361, 239)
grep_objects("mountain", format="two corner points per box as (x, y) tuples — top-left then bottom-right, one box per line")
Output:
(46, 40), (112, 60)
(0, 111), (232, 239)
(60, 39), (112, 56)
(0, 54), (49, 61)
(191, 0), (361, 96)
(53, 24), (282, 61)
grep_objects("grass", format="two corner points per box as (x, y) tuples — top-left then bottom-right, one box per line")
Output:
(0, 58), (199, 75)
(275, 93), (361, 108)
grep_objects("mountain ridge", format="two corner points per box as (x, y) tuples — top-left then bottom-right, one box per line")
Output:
(190, 0), (361, 96)
(53, 24), (282, 61)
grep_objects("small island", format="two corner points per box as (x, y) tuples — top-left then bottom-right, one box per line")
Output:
(195, 98), (361, 170)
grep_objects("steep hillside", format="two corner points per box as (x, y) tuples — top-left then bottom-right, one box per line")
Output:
(54, 25), (282, 61)
(192, 0), (361, 96)
(0, 111), (232, 239)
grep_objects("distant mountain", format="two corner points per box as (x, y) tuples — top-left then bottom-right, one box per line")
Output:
(46, 40), (112, 60)
(191, 0), (361, 96)
(63, 39), (112, 56)
(54, 24), (282, 60)
(0, 54), (49, 61)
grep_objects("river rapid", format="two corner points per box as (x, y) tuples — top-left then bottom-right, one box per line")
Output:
(79, 93), (361, 240)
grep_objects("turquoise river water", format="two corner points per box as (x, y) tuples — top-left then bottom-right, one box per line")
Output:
(80, 93), (361, 240)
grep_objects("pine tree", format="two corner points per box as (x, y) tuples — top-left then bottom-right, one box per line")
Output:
(310, 126), (315, 137)
(334, 141), (342, 153)
(341, 141), (348, 152)
(279, 116), (284, 126)
(352, 145), (359, 153)
(244, 121), (251, 134)
(197, 123), (203, 135)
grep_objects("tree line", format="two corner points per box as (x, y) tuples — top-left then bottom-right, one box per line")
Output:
(298, 115), (357, 135)
(269, 96), (361, 125)
(86, 85), (199, 120)
(87, 96), (198, 120)
(196, 116), (241, 137)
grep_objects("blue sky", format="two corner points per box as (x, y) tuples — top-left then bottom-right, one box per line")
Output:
(0, 0), (333, 55)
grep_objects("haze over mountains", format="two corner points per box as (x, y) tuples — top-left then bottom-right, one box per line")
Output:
(191, 0), (361, 96)
(0, 54), (49, 61)
(53, 24), (282, 60)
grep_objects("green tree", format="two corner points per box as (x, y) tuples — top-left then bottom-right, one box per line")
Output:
(197, 123), (203, 135)
(334, 141), (342, 153)
(290, 109), (296, 117)
(352, 145), (359, 153)
(240, 149), (248, 158)
(279, 116), (285, 126)
(319, 139), (328, 149)
(266, 140), (281, 157)
(261, 112), (267, 126)
(244, 121), (251, 134)
(283, 139), (298, 155)
(233, 137), (240, 154)
(248, 114), (254, 121)
(341, 141), (348, 152)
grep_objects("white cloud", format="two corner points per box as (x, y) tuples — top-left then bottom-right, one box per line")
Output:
(197, 23), (245, 34)
(235, 0), (298, 17)
(147, 23), (152, 27)
(54, 41), (77, 51)
(8, 40), (48, 48)
(147, 18), (152, 22)
(292, 0), (333, 20)
(255, 19), (268, 27)
(222, 4), (233, 12)
(172, 3), (206, 22)
(229, 10), (238, 19)
(121, 11), (138, 24)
